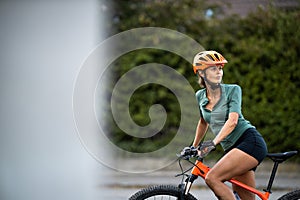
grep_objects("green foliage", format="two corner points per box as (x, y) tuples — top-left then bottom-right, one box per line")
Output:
(99, 49), (198, 155)
(220, 9), (300, 156)
(101, 0), (300, 160)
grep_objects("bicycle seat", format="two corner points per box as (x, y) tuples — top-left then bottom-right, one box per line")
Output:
(266, 151), (298, 163)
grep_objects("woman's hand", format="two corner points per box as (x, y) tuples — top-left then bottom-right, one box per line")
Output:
(180, 146), (198, 157)
(198, 140), (216, 158)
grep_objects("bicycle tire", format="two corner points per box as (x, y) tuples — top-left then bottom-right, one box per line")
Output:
(129, 184), (197, 200)
(277, 189), (300, 200)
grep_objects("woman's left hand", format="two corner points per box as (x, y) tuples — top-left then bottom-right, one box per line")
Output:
(198, 140), (216, 158)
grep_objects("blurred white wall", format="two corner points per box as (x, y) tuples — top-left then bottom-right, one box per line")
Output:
(0, 0), (106, 199)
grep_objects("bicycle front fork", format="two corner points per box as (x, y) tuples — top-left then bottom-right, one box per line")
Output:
(184, 174), (198, 195)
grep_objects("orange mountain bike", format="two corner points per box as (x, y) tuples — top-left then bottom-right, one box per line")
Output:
(129, 150), (299, 200)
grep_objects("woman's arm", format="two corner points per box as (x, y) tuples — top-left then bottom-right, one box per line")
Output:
(192, 117), (209, 147)
(212, 112), (239, 145)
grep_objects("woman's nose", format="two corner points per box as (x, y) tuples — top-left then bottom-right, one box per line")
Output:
(216, 67), (222, 73)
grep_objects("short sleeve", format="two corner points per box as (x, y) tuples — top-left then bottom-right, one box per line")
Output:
(228, 85), (242, 113)
(195, 90), (204, 118)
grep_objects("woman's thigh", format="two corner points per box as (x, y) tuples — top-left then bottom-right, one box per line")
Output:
(208, 148), (259, 182)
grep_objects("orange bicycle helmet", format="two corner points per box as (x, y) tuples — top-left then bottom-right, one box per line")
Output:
(193, 50), (228, 74)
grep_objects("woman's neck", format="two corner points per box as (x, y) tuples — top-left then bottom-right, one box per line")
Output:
(206, 85), (221, 100)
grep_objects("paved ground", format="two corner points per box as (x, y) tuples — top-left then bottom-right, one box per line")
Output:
(99, 160), (300, 199)
(101, 187), (294, 200)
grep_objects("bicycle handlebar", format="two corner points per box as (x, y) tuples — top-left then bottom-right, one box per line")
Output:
(178, 147), (198, 159)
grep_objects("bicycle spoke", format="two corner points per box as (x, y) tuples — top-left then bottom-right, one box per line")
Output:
(142, 195), (182, 200)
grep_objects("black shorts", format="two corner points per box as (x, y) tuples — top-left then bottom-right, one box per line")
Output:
(225, 128), (268, 167)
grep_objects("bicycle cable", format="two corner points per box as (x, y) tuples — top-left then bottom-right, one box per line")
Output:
(176, 155), (208, 180)
(175, 156), (204, 184)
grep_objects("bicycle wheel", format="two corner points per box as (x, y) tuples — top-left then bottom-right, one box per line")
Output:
(129, 184), (197, 200)
(278, 189), (300, 200)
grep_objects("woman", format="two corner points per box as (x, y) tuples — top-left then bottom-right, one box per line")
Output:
(188, 50), (268, 200)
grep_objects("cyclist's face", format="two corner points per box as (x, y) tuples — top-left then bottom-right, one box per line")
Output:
(199, 65), (223, 84)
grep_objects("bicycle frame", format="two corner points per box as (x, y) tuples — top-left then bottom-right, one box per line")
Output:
(129, 151), (298, 200)
(182, 151), (299, 200)
(186, 159), (272, 200)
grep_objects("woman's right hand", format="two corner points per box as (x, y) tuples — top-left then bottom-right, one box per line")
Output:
(180, 146), (198, 157)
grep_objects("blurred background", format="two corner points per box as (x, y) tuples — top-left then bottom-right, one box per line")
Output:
(104, 0), (300, 159)
(0, 0), (299, 200)
(0, 0), (106, 199)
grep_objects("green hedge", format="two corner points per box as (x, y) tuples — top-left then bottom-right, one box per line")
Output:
(101, 0), (300, 160)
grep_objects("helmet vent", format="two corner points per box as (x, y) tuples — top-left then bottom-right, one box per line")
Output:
(214, 53), (220, 61)
(199, 57), (207, 62)
(206, 54), (214, 61)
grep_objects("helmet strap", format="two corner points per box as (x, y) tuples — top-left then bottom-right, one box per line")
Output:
(203, 75), (220, 90)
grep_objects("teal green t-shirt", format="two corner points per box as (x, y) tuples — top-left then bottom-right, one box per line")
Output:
(195, 84), (254, 151)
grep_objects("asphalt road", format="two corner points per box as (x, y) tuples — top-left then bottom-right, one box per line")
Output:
(101, 187), (293, 200)
(99, 161), (300, 200)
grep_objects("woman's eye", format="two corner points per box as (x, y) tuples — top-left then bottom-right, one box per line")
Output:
(210, 66), (222, 71)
